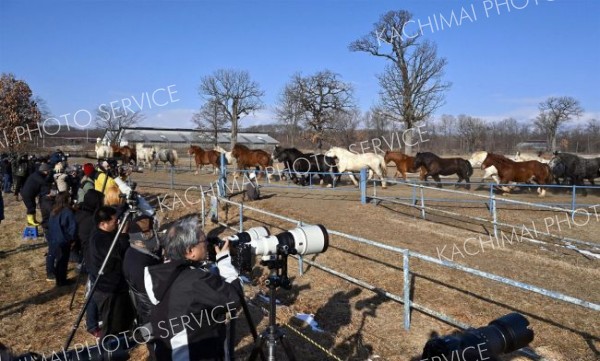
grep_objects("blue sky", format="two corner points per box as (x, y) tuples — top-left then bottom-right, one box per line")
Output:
(1, 0), (598, 129)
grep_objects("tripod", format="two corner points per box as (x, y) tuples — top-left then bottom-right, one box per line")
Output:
(248, 255), (297, 361)
(64, 203), (138, 351)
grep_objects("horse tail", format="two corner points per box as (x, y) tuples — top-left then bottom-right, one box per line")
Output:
(465, 160), (473, 177)
(172, 150), (179, 166)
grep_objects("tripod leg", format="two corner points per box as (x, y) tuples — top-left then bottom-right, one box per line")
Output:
(68, 261), (85, 310)
(248, 333), (267, 361)
(279, 335), (297, 361)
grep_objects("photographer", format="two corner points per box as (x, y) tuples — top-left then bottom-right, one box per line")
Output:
(88, 206), (135, 338)
(144, 214), (242, 361)
(20, 162), (52, 226)
(95, 160), (117, 194)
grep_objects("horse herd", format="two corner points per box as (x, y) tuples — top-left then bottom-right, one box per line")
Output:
(97, 137), (600, 197)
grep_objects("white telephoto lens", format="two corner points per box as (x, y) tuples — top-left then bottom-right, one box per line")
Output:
(288, 225), (329, 255)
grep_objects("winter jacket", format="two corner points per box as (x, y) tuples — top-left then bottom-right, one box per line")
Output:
(144, 256), (242, 361)
(94, 171), (116, 194)
(88, 228), (130, 293)
(20, 170), (52, 202)
(77, 176), (95, 203)
(48, 208), (77, 246)
(122, 245), (161, 324)
(76, 190), (104, 267)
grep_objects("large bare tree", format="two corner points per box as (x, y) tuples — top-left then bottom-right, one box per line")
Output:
(349, 10), (451, 154)
(199, 69), (264, 148)
(95, 106), (144, 145)
(0, 73), (42, 151)
(192, 99), (228, 147)
(534, 96), (583, 151)
(283, 70), (356, 150)
(275, 83), (306, 147)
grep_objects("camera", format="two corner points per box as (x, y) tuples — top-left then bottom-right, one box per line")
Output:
(421, 313), (534, 361)
(209, 225), (329, 273)
(114, 177), (155, 217)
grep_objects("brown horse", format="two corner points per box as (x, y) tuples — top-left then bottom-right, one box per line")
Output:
(481, 152), (553, 197)
(111, 145), (136, 164)
(384, 151), (426, 180)
(231, 144), (273, 179)
(188, 145), (221, 175)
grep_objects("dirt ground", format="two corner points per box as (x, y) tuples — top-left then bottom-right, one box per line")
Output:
(0, 160), (598, 360)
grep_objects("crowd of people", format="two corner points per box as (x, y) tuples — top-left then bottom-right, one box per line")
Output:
(0, 150), (244, 361)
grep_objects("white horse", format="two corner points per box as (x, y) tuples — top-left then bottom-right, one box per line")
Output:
(214, 145), (234, 164)
(514, 151), (551, 163)
(95, 138), (113, 160)
(324, 147), (387, 188)
(153, 148), (179, 171)
(136, 144), (156, 169)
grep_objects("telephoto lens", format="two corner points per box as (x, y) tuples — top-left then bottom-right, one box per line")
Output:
(421, 313), (534, 361)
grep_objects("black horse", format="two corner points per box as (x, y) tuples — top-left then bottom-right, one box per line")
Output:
(413, 152), (473, 189)
(549, 152), (600, 194)
(271, 146), (339, 186)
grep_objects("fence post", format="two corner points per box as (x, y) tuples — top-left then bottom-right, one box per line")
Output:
(297, 220), (304, 276)
(491, 193), (498, 239)
(489, 184), (495, 215)
(170, 166), (174, 190)
(200, 186), (206, 230)
(360, 168), (367, 204)
(239, 203), (244, 232)
(218, 153), (226, 197)
(411, 185), (417, 205)
(419, 185), (426, 219)
(571, 184), (577, 221)
(403, 250), (411, 330)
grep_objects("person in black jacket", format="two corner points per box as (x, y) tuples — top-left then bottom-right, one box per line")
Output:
(75, 189), (104, 337)
(145, 214), (242, 361)
(20, 162), (52, 226)
(122, 215), (161, 361)
(88, 206), (134, 338)
(12, 154), (29, 201)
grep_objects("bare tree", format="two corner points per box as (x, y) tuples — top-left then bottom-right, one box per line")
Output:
(192, 99), (228, 147)
(275, 84), (306, 147)
(284, 70), (356, 150)
(199, 69), (264, 148)
(0, 73), (43, 151)
(586, 119), (600, 153)
(363, 105), (389, 140)
(534, 96), (583, 151)
(349, 10), (451, 155)
(456, 115), (487, 153)
(330, 108), (361, 147)
(438, 114), (456, 152)
(95, 106), (144, 145)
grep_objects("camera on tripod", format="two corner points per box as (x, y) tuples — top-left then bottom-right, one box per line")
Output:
(208, 225), (329, 275)
(114, 177), (155, 217)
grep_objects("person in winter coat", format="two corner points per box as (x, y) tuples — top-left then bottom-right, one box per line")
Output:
(46, 192), (77, 286)
(122, 215), (162, 360)
(2, 157), (13, 194)
(88, 206), (134, 338)
(12, 154), (29, 201)
(75, 189), (104, 337)
(145, 214), (242, 361)
(78, 163), (96, 204)
(20, 163), (52, 226)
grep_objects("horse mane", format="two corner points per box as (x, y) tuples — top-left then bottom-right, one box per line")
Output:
(487, 152), (514, 163)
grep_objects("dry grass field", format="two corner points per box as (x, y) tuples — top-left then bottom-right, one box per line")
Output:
(0, 158), (598, 360)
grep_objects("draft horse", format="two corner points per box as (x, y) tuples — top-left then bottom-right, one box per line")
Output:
(481, 152), (552, 197)
(384, 151), (425, 181)
(324, 147), (387, 188)
(413, 152), (473, 189)
(271, 145), (338, 186)
(188, 145), (221, 175)
(231, 144), (273, 179)
(153, 149), (179, 171)
(111, 145), (136, 164)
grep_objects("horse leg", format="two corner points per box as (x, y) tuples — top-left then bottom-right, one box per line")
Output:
(348, 172), (359, 187)
(433, 175), (442, 188)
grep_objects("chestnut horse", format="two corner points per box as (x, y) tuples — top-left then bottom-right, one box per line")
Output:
(188, 145), (221, 175)
(481, 152), (553, 197)
(111, 145), (135, 164)
(384, 151), (425, 180)
(413, 152), (473, 189)
(231, 144), (273, 179)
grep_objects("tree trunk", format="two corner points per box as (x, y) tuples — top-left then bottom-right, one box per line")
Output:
(405, 130), (414, 155)
(231, 101), (238, 149)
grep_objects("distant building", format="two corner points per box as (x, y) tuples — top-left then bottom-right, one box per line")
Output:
(102, 127), (279, 149)
(516, 140), (548, 151)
